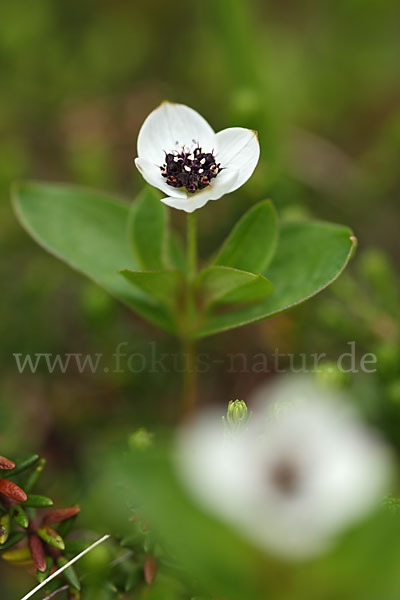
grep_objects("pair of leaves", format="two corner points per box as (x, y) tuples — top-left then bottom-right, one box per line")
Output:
(12, 181), (356, 338)
(124, 192), (277, 320)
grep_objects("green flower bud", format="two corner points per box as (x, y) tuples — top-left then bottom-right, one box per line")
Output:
(128, 428), (154, 451)
(223, 400), (252, 433)
(314, 361), (350, 389)
(383, 494), (400, 515)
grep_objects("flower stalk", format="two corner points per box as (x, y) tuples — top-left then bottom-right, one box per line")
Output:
(187, 212), (197, 281)
(182, 212), (198, 419)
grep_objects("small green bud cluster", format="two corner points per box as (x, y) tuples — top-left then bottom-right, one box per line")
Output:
(223, 400), (252, 433)
(129, 428), (154, 451)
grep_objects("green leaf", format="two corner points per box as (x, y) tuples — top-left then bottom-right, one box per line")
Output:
(285, 512), (400, 600)
(23, 494), (54, 508)
(196, 266), (273, 307)
(0, 513), (11, 544)
(23, 457), (46, 491)
(1, 546), (32, 563)
(11, 505), (29, 528)
(13, 182), (356, 340)
(0, 532), (25, 552)
(195, 221), (357, 338)
(128, 186), (167, 270)
(64, 540), (88, 556)
(12, 181), (178, 334)
(124, 565), (142, 592)
(7, 454), (39, 476)
(36, 557), (53, 583)
(57, 556), (81, 590)
(120, 269), (184, 309)
(165, 232), (186, 273)
(37, 525), (65, 550)
(213, 200), (278, 272)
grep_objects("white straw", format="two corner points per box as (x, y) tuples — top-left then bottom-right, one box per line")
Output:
(20, 534), (111, 600)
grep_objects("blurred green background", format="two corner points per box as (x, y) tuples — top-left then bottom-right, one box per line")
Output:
(0, 0), (399, 594)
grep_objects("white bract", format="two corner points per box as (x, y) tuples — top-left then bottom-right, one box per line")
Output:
(177, 378), (392, 560)
(135, 102), (260, 213)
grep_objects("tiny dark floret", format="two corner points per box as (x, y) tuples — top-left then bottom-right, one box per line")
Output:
(160, 146), (221, 194)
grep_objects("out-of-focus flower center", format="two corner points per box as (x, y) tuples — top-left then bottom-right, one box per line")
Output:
(160, 146), (221, 194)
(269, 458), (301, 496)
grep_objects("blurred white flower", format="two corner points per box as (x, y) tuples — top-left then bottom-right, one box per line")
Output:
(135, 102), (260, 213)
(177, 378), (392, 559)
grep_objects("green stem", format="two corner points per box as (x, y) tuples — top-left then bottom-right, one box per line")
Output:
(182, 212), (198, 419)
(187, 211), (197, 280)
(182, 336), (197, 421)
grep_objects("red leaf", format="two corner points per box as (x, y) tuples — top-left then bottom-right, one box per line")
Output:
(144, 555), (157, 585)
(29, 535), (47, 572)
(0, 456), (15, 470)
(43, 507), (80, 525)
(0, 479), (27, 502)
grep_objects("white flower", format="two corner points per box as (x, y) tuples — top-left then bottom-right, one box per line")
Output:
(135, 102), (260, 213)
(176, 378), (392, 560)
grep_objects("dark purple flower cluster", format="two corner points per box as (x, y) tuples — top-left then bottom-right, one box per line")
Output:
(160, 146), (221, 194)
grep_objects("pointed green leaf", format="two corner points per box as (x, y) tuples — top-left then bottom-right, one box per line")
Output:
(12, 181), (178, 334)
(57, 556), (81, 590)
(120, 269), (184, 309)
(196, 266), (273, 307)
(0, 532), (25, 551)
(11, 505), (29, 529)
(0, 513), (11, 544)
(8, 454), (39, 477)
(124, 565), (142, 592)
(195, 221), (356, 338)
(23, 494), (54, 508)
(36, 557), (53, 583)
(23, 457), (46, 491)
(1, 546), (32, 563)
(38, 525), (65, 550)
(213, 200), (278, 272)
(128, 186), (167, 270)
